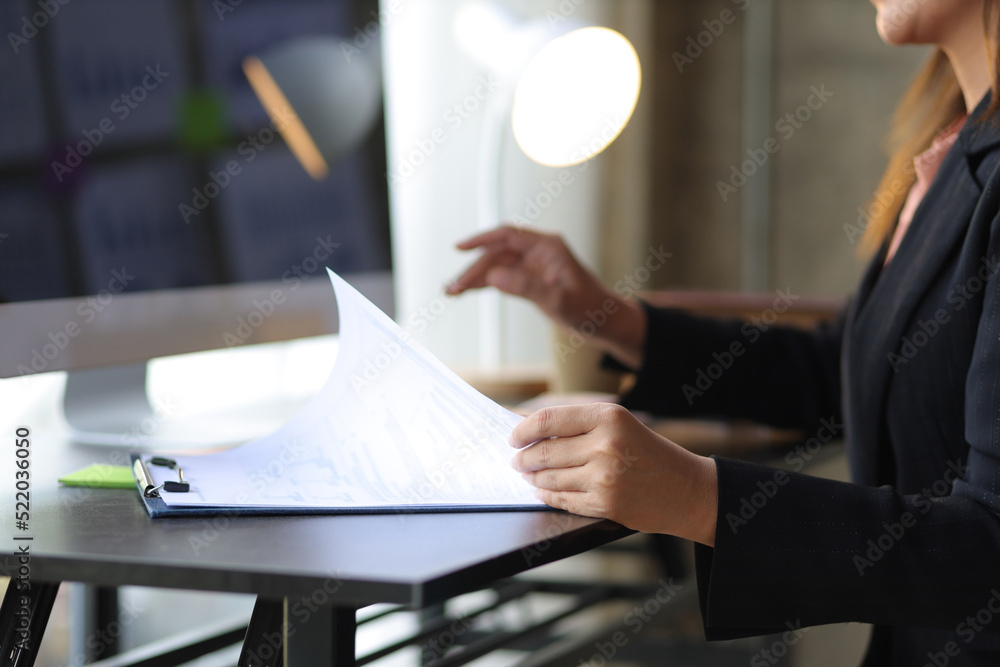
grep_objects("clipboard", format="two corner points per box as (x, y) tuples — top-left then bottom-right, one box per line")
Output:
(130, 453), (173, 518)
(127, 270), (551, 519)
(129, 452), (551, 519)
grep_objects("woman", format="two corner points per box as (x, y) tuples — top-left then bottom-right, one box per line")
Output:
(447, 1), (1000, 663)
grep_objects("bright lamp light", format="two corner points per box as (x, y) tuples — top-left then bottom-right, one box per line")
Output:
(511, 27), (641, 167)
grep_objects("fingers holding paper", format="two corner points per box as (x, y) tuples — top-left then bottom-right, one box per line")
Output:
(510, 403), (719, 546)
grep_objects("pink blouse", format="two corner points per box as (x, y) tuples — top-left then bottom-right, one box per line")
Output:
(884, 115), (967, 264)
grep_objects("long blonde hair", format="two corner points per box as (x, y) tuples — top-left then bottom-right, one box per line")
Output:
(860, 2), (999, 256)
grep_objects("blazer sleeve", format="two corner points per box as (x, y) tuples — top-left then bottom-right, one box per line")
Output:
(617, 302), (844, 433)
(695, 221), (1000, 639)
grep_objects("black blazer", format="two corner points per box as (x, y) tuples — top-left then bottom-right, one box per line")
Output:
(620, 92), (1000, 665)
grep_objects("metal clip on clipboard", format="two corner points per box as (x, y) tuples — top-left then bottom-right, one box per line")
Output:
(132, 456), (190, 498)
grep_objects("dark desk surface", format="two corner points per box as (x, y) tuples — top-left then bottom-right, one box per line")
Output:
(2, 433), (633, 609)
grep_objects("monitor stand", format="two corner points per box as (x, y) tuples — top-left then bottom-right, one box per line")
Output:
(64, 363), (156, 445)
(63, 361), (298, 450)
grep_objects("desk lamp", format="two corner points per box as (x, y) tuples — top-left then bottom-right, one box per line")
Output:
(455, 1), (642, 370)
(242, 37), (383, 180)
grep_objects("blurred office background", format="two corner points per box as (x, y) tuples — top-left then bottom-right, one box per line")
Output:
(384, 0), (924, 388)
(2, 0), (928, 664)
(646, 0), (919, 296)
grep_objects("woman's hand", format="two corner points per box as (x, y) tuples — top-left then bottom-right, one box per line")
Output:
(511, 403), (719, 546)
(447, 226), (647, 369)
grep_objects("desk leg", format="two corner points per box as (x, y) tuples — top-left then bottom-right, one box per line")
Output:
(284, 600), (356, 667)
(419, 602), (446, 666)
(240, 597), (284, 667)
(0, 579), (60, 667)
(240, 596), (356, 667)
(76, 585), (120, 661)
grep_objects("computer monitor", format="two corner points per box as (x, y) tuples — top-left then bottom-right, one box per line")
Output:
(0, 0), (394, 445)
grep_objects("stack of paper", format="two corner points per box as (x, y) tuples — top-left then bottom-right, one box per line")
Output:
(137, 270), (547, 516)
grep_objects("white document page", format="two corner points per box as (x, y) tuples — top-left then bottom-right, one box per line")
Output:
(152, 270), (546, 510)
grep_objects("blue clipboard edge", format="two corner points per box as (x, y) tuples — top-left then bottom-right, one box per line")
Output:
(129, 453), (556, 518)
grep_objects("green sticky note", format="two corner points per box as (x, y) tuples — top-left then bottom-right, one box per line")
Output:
(59, 464), (135, 490)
